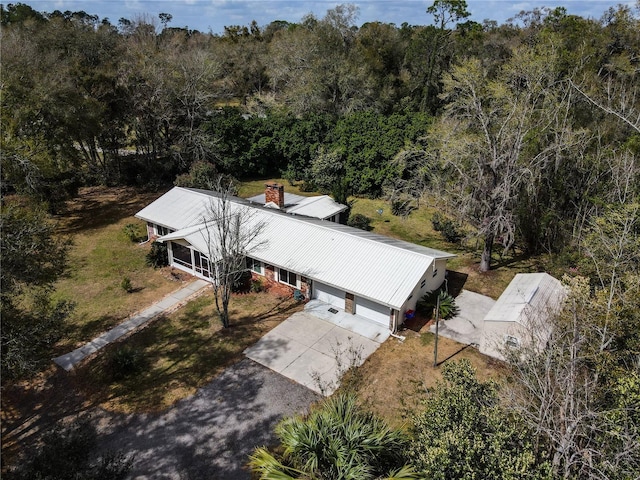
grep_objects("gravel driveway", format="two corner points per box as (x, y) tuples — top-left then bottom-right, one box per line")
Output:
(97, 358), (320, 480)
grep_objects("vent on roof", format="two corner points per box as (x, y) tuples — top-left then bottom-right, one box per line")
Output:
(328, 308), (339, 314)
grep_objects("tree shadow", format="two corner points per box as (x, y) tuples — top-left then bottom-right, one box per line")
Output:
(446, 270), (468, 297)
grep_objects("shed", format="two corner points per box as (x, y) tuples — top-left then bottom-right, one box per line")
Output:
(479, 273), (567, 360)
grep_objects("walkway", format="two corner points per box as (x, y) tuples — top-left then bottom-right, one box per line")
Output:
(429, 289), (495, 345)
(53, 279), (210, 371)
(244, 300), (390, 396)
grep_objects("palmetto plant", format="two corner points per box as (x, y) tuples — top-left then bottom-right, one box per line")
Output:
(418, 290), (459, 320)
(249, 393), (418, 480)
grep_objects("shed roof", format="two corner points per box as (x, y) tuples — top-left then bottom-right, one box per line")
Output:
(139, 187), (455, 309)
(484, 273), (566, 325)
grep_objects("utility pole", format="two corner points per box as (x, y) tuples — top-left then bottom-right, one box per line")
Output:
(433, 293), (440, 367)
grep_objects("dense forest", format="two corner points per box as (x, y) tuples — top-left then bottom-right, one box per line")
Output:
(1, 1), (639, 478)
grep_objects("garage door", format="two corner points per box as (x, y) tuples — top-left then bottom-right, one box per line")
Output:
(313, 282), (345, 309)
(355, 296), (390, 327)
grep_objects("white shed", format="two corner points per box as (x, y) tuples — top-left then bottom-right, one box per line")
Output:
(479, 273), (567, 361)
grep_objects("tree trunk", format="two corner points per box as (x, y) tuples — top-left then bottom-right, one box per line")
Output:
(479, 233), (494, 272)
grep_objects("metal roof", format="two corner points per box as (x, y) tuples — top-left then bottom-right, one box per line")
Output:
(247, 192), (348, 220)
(285, 195), (348, 219)
(484, 273), (567, 325)
(139, 187), (456, 309)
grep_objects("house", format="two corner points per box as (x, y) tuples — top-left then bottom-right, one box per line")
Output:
(136, 186), (456, 332)
(247, 183), (348, 222)
(479, 273), (567, 360)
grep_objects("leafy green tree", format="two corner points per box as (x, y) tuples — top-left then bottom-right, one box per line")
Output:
(250, 393), (417, 479)
(409, 360), (552, 480)
(1, 205), (74, 379)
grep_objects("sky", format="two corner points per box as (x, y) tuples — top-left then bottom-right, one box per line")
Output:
(17, 1), (638, 33)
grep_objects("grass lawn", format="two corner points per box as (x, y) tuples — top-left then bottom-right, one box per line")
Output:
(349, 197), (546, 299)
(52, 186), (179, 352)
(75, 291), (304, 413)
(237, 177), (318, 198)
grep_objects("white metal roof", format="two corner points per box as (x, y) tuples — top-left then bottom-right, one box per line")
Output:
(139, 187), (455, 309)
(247, 192), (348, 220)
(484, 273), (567, 325)
(285, 195), (348, 219)
(135, 187), (217, 230)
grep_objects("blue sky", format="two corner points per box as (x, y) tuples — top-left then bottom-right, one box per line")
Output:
(20, 1), (637, 33)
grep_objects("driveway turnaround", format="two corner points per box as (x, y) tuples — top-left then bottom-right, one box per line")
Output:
(244, 301), (391, 395)
(98, 358), (320, 480)
(429, 289), (496, 345)
(54, 279), (210, 371)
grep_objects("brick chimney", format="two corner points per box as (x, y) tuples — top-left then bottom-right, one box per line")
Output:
(265, 183), (285, 209)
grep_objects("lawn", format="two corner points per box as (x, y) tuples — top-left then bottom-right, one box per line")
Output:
(75, 291), (304, 413)
(338, 330), (508, 428)
(349, 196), (545, 299)
(52, 186), (179, 352)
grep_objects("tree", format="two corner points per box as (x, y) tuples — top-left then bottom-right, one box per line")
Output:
(409, 360), (551, 480)
(201, 179), (265, 328)
(1, 205), (74, 379)
(503, 274), (640, 479)
(430, 43), (579, 271)
(250, 393), (418, 479)
(7, 416), (131, 480)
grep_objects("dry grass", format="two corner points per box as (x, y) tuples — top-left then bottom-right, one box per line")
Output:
(340, 329), (508, 428)
(237, 178), (319, 198)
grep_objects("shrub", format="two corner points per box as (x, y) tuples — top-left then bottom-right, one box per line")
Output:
(123, 223), (144, 243)
(232, 270), (252, 293)
(347, 213), (373, 231)
(431, 212), (463, 243)
(120, 277), (133, 293)
(251, 277), (266, 293)
(145, 241), (169, 268)
(418, 290), (460, 320)
(391, 199), (415, 217)
(109, 346), (145, 381)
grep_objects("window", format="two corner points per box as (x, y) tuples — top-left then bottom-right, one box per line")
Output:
(156, 224), (170, 236)
(247, 257), (263, 275)
(432, 268), (438, 278)
(171, 242), (192, 268)
(194, 251), (212, 278)
(420, 279), (426, 289)
(279, 268), (298, 287)
(504, 335), (521, 349)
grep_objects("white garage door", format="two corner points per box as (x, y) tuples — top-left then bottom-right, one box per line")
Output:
(313, 282), (345, 309)
(355, 296), (390, 327)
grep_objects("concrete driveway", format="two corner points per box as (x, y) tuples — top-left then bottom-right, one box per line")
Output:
(429, 289), (495, 345)
(244, 301), (390, 395)
(98, 358), (319, 480)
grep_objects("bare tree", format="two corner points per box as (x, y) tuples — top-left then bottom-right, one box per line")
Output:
(503, 274), (640, 479)
(430, 44), (581, 271)
(201, 179), (266, 328)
